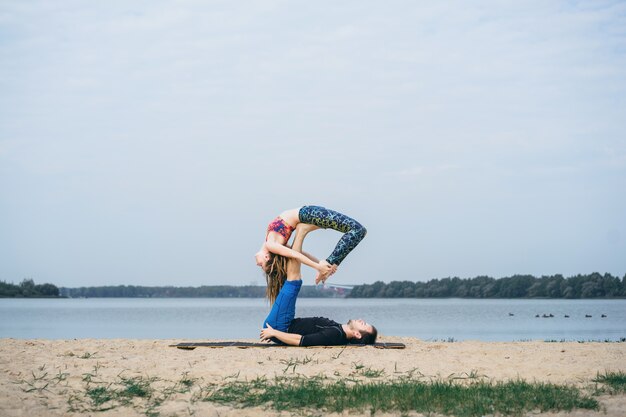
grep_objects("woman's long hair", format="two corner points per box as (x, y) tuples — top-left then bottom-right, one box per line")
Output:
(264, 253), (288, 305)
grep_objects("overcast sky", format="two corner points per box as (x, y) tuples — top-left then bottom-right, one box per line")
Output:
(1, 0), (625, 287)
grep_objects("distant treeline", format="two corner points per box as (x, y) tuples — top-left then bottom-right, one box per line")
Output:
(3, 273), (625, 299)
(59, 285), (339, 298)
(0, 279), (60, 298)
(348, 273), (626, 298)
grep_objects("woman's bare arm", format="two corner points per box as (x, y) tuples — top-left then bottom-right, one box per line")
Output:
(265, 240), (327, 273)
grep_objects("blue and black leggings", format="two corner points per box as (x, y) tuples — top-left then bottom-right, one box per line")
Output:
(298, 205), (367, 266)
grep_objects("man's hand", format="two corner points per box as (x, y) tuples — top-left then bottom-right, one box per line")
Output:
(260, 324), (276, 342)
(260, 324), (303, 346)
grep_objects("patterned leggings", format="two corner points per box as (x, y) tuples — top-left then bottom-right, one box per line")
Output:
(298, 206), (367, 266)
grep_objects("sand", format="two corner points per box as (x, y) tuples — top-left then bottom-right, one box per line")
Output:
(1, 337), (624, 416)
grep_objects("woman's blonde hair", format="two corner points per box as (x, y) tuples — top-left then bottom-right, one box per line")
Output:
(264, 253), (289, 304)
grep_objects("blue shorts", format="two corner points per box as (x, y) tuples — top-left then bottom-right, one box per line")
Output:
(263, 279), (302, 332)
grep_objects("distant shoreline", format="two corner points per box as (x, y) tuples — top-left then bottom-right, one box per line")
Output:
(3, 272), (625, 299)
(3, 293), (626, 299)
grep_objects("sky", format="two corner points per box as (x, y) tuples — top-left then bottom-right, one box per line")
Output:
(1, 0), (625, 287)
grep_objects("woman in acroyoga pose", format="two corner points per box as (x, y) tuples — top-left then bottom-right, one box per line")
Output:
(254, 205), (367, 304)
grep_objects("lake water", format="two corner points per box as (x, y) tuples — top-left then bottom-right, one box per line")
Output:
(1, 298), (624, 341)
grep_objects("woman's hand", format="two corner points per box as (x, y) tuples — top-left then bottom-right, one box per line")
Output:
(315, 260), (333, 284)
(318, 260), (333, 272)
(260, 324), (276, 342)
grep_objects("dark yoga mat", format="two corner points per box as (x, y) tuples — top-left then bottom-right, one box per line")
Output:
(169, 341), (406, 350)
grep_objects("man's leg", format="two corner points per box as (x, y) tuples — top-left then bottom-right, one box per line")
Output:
(285, 223), (315, 279)
(262, 225), (312, 332)
(263, 280), (302, 332)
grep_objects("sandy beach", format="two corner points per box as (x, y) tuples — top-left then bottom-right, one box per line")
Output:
(1, 336), (625, 416)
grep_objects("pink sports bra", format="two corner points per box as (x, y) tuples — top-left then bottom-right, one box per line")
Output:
(266, 217), (295, 242)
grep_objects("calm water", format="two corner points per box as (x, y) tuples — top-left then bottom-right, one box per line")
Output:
(1, 298), (624, 341)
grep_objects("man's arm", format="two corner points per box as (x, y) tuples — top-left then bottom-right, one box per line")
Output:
(260, 324), (302, 346)
(264, 324), (346, 347)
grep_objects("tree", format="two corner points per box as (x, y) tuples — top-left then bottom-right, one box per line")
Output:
(545, 275), (563, 298)
(35, 283), (59, 297)
(20, 279), (36, 297)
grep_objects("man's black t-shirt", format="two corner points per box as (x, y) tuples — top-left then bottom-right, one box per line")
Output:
(287, 317), (348, 346)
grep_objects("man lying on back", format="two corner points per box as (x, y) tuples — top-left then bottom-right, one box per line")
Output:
(260, 223), (377, 346)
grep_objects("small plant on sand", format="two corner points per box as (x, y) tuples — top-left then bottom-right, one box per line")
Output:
(51, 370), (70, 385)
(593, 371), (626, 394)
(279, 356), (315, 373)
(177, 372), (197, 391)
(18, 369), (50, 394)
(350, 361), (385, 378)
(331, 348), (345, 359)
(119, 377), (153, 401)
(86, 386), (115, 408)
(222, 371), (240, 380)
(352, 361), (364, 371)
(448, 370), (484, 380)
(81, 363), (104, 383)
(360, 367), (385, 378)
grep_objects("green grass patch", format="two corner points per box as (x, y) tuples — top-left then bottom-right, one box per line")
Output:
(17, 363), (608, 417)
(66, 372), (200, 415)
(204, 376), (599, 417)
(84, 377), (154, 409)
(119, 377), (152, 399)
(593, 371), (626, 394)
(86, 386), (114, 407)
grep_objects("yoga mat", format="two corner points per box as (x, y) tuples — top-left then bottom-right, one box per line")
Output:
(169, 341), (405, 350)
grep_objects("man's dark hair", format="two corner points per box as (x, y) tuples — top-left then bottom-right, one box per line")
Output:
(351, 325), (378, 345)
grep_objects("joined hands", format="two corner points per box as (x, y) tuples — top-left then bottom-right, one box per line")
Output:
(315, 260), (338, 285)
(295, 223), (338, 284)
